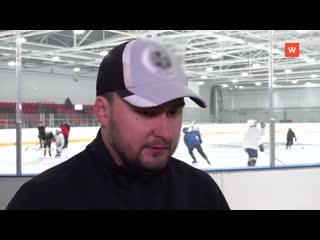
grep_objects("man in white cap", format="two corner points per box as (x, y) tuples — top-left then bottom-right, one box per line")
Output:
(7, 38), (229, 210)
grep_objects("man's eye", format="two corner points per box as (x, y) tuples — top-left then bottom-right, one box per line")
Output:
(168, 108), (182, 116)
(141, 111), (155, 117)
(168, 110), (177, 115)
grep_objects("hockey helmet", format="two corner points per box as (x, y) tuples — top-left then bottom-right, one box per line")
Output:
(247, 119), (257, 127)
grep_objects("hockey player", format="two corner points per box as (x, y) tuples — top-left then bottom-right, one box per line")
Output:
(37, 126), (45, 148)
(43, 128), (54, 157)
(182, 123), (211, 166)
(60, 122), (70, 149)
(286, 128), (297, 149)
(54, 128), (65, 157)
(243, 119), (266, 167)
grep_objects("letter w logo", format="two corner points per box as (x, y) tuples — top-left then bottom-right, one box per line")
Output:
(285, 43), (300, 57)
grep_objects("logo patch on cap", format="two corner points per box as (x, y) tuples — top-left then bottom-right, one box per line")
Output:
(151, 50), (172, 69)
(142, 45), (176, 77)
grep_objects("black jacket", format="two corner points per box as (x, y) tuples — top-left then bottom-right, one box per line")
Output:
(6, 130), (229, 210)
(287, 130), (297, 141)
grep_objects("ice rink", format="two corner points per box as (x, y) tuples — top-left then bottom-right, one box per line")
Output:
(1, 127), (320, 175)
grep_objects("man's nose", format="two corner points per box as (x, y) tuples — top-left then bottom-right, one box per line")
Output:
(152, 114), (172, 140)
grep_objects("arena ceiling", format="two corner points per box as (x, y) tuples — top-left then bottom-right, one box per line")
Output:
(0, 30), (319, 89)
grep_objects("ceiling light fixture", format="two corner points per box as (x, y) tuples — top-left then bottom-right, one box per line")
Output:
(51, 56), (60, 61)
(99, 50), (109, 56)
(8, 61), (16, 67)
(74, 30), (85, 35)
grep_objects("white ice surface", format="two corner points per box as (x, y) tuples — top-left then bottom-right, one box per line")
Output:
(1, 131), (319, 175)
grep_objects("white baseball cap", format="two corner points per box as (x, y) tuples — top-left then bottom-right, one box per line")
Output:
(96, 38), (207, 108)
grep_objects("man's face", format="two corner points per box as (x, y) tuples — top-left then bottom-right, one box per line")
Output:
(103, 94), (184, 171)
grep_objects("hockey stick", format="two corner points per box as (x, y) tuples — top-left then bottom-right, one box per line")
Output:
(262, 150), (286, 165)
(295, 142), (304, 149)
(25, 143), (40, 151)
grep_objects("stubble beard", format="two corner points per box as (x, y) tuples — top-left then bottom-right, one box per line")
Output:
(108, 116), (178, 171)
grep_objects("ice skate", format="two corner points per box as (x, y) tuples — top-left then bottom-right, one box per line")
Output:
(248, 158), (256, 166)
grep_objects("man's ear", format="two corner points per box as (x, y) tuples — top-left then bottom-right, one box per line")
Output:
(94, 96), (110, 127)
